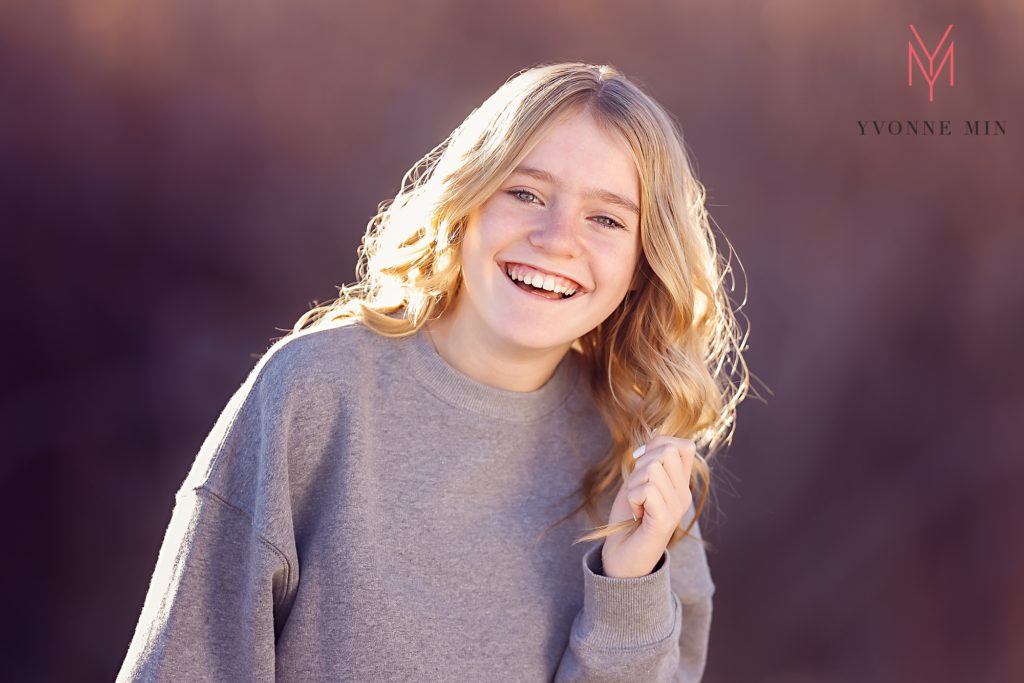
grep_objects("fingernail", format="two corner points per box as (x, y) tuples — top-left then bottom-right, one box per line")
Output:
(631, 444), (647, 459)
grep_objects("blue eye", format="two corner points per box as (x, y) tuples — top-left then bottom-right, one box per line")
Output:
(594, 215), (626, 230)
(508, 189), (539, 204)
(507, 189), (627, 230)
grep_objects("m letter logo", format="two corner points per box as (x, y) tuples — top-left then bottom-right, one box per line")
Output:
(908, 24), (954, 102)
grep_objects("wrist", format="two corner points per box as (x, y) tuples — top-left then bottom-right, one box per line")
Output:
(600, 546), (664, 578)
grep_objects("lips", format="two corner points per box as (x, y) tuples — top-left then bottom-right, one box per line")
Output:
(500, 261), (588, 293)
(498, 262), (584, 302)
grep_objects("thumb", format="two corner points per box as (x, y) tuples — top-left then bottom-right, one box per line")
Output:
(627, 486), (645, 522)
(628, 442), (648, 521)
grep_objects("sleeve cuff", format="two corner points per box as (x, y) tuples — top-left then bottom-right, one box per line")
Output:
(575, 541), (679, 649)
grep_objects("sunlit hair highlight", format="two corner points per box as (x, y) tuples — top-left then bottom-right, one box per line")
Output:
(282, 61), (755, 552)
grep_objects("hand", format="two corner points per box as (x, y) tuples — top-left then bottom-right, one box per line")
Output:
(601, 436), (697, 578)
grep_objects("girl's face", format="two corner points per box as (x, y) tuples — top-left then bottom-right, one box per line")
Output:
(452, 109), (643, 354)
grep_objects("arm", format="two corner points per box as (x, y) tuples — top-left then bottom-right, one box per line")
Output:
(557, 437), (714, 681)
(117, 334), (316, 681)
(116, 486), (291, 683)
(554, 541), (695, 683)
(674, 593), (713, 683)
(554, 537), (713, 683)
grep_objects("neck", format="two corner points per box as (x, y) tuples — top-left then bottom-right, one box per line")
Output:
(424, 315), (571, 393)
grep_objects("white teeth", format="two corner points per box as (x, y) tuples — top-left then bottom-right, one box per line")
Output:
(506, 264), (578, 296)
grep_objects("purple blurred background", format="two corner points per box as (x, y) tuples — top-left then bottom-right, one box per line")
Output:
(2, 1), (1022, 681)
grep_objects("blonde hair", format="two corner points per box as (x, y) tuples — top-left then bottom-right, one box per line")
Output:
(284, 61), (754, 551)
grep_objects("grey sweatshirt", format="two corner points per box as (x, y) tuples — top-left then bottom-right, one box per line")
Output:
(117, 321), (715, 682)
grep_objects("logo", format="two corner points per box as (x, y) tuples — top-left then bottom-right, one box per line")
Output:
(908, 24), (954, 102)
(856, 22), (1006, 137)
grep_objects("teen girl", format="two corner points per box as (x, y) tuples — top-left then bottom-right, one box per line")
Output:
(118, 61), (750, 682)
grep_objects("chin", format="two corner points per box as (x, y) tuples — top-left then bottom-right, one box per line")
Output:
(491, 321), (577, 353)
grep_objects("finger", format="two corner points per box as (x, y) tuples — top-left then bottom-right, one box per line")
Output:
(632, 437), (668, 460)
(633, 441), (689, 491)
(627, 481), (670, 526)
(645, 460), (689, 520)
(632, 436), (695, 462)
(631, 436), (673, 460)
(657, 445), (688, 499)
(626, 488), (645, 523)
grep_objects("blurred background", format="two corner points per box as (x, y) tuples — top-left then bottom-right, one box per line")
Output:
(2, 0), (1021, 681)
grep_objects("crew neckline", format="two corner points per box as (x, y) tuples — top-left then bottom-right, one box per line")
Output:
(397, 325), (582, 421)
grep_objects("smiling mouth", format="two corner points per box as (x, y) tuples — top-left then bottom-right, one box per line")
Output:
(501, 262), (583, 301)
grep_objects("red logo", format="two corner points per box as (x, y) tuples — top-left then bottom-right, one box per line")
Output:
(908, 24), (954, 102)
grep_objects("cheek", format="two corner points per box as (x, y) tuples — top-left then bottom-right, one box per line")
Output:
(459, 221), (503, 280)
(481, 205), (522, 237)
(596, 250), (641, 291)
(469, 211), (523, 256)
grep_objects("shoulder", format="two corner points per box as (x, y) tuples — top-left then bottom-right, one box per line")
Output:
(260, 320), (384, 377)
(248, 320), (399, 398)
(179, 321), (397, 491)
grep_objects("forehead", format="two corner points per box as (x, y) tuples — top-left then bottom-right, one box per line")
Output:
(514, 110), (640, 207)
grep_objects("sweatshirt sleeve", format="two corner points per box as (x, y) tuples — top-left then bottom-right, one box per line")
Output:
(116, 485), (291, 682)
(554, 537), (713, 683)
(117, 343), (302, 683)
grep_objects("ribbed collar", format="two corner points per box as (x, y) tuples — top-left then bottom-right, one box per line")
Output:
(397, 325), (582, 422)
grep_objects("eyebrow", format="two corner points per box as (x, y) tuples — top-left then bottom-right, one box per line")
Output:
(509, 165), (641, 218)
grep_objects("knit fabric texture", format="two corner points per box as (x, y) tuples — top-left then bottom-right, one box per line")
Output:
(117, 321), (715, 682)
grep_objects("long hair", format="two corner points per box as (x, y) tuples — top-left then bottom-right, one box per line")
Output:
(283, 61), (753, 551)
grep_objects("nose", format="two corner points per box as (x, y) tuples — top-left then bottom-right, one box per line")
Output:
(528, 204), (582, 257)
